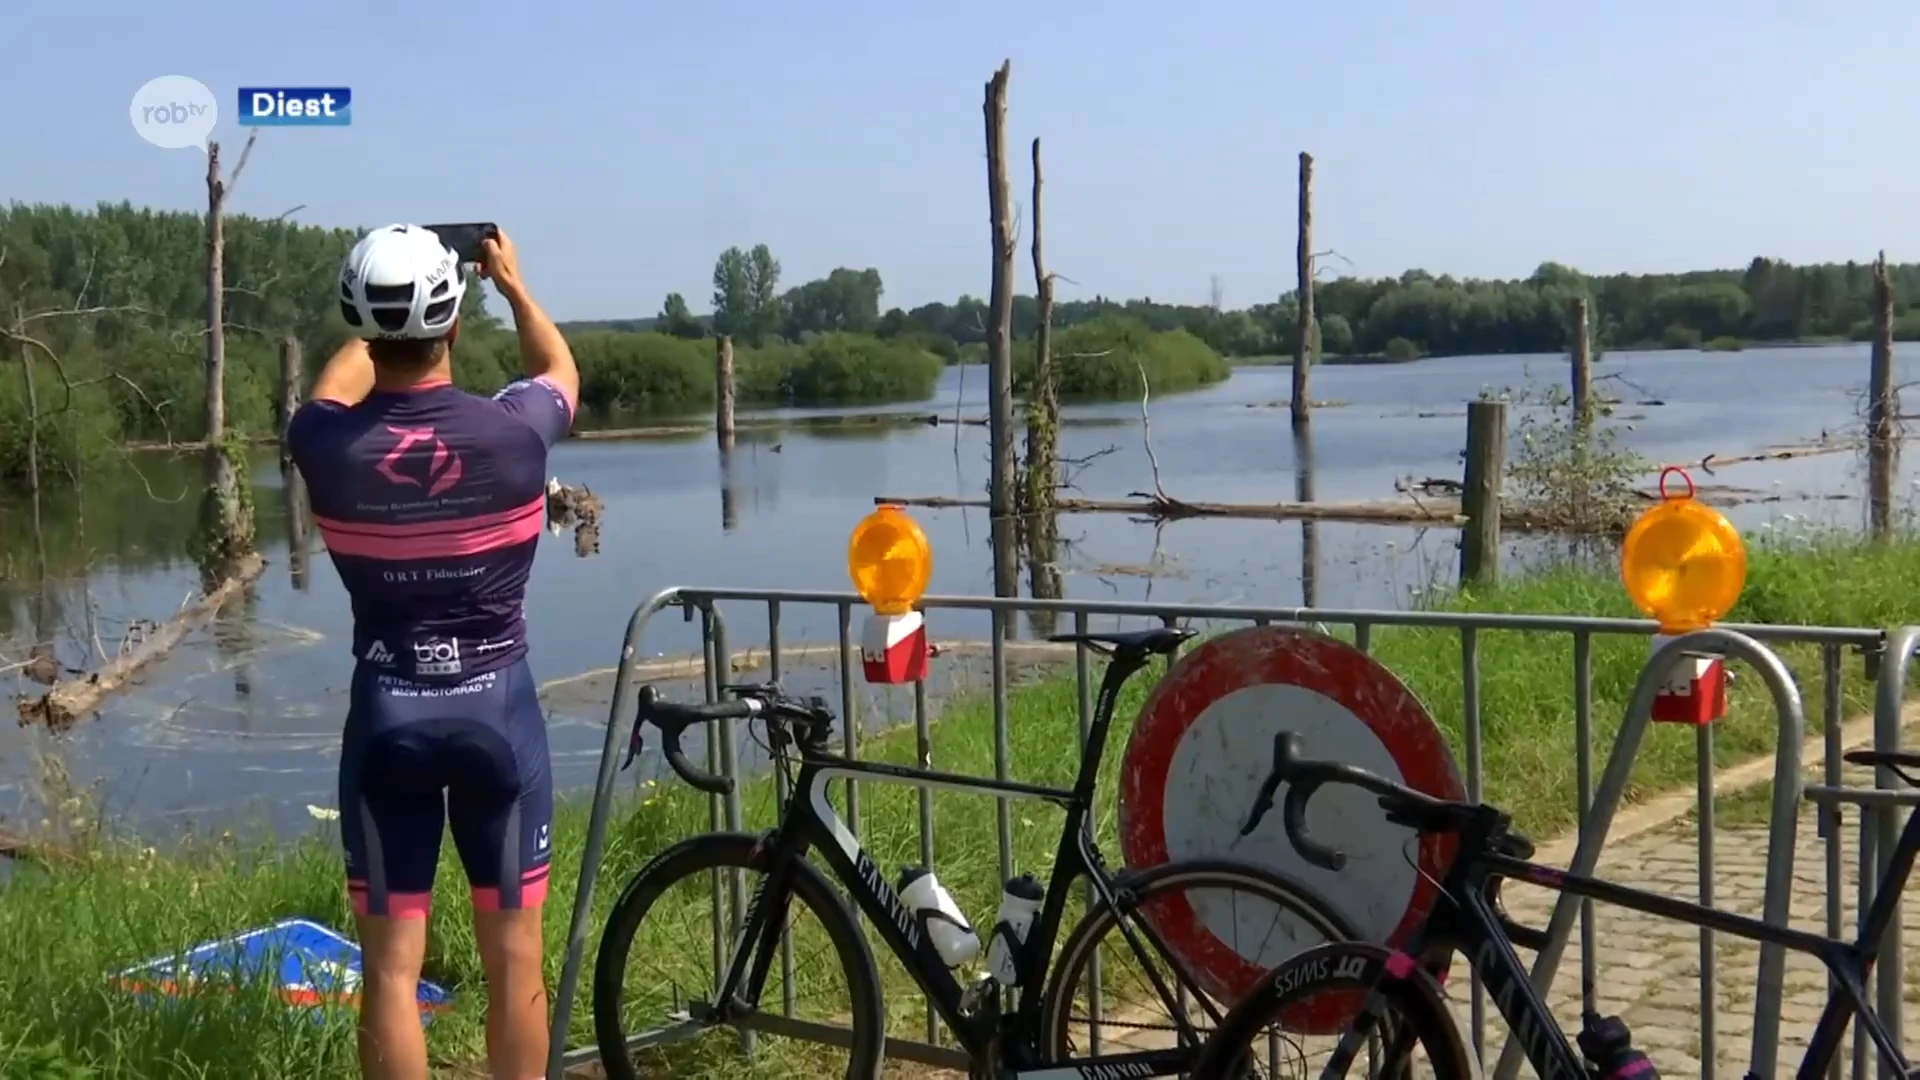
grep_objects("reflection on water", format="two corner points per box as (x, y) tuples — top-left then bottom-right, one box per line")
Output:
(3, 343), (1918, 836)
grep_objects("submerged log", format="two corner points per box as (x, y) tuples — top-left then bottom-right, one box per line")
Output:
(16, 554), (266, 731)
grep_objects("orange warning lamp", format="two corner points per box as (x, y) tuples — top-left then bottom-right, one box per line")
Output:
(848, 505), (933, 683)
(1621, 467), (1746, 724)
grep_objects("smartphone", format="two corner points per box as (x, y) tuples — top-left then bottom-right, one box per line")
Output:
(422, 223), (499, 266)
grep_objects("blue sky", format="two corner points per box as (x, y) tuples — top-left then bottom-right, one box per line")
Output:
(5, 0), (1913, 322)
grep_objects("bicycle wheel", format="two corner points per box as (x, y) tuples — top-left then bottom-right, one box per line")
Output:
(1191, 941), (1478, 1080)
(1037, 858), (1356, 1064)
(591, 832), (884, 1080)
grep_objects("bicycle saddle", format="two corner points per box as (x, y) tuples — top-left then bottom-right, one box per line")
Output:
(1047, 627), (1195, 656)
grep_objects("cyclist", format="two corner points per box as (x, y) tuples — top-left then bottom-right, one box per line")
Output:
(287, 223), (578, 1080)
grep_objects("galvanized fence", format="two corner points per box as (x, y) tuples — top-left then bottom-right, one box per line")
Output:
(544, 587), (1919, 1080)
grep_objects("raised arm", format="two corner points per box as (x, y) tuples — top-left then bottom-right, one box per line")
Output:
(308, 337), (377, 406)
(480, 229), (579, 415)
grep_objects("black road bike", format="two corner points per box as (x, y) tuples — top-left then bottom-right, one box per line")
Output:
(591, 628), (1357, 1079)
(1194, 730), (1920, 1080)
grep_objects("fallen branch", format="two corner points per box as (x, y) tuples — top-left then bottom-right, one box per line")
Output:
(16, 553), (265, 730)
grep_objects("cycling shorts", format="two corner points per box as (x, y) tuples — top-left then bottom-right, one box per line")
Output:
(339, 658), (553, 919)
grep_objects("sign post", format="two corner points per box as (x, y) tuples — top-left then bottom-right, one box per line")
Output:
(1621, 466), (1748, 724)
(848, 504), (933, 683)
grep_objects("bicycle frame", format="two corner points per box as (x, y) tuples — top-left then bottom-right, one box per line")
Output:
(700, 646), (1218, 1076)
(1399, 803), (1920, 1080)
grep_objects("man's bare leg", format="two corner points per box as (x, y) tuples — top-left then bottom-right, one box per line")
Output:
(475, 905), (548, 1079)
(354, 912), (430, 1080)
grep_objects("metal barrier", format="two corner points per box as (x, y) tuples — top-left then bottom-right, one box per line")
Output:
(543, 586), (1916, 1080)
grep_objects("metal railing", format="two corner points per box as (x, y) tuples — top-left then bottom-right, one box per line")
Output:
(543, 586), (1916, 1080)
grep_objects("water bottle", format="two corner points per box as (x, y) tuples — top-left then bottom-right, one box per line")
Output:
(897, 866), (980, 968)
(985, 873), (1045, 987)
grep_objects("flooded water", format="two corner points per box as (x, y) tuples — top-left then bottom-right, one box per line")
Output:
(0, 343), (1911, 838)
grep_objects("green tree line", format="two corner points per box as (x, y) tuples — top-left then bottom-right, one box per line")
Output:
(573, 246), (1920, 362)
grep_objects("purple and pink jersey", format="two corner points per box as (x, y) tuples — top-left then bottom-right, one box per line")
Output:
(287, 374), (574, 682)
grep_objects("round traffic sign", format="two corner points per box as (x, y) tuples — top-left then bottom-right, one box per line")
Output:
(1117, 625), (1464, 1032)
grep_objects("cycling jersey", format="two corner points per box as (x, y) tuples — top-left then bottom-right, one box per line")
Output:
(288, 372), (574, 917)
(287, 375), (573, 681)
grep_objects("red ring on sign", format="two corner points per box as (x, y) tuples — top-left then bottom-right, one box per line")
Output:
(1657, 465), (1695, 502)
(1118, 626), (1463, 1034)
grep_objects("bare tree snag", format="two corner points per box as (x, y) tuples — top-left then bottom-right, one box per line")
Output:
(276, 334), (303, 469)
(197, 132), (260, 585)
(1293, 424), (1320, 607)
(715, 334), (736, 449)
(1868, 251), (1897, 540)
(1570, 296), (1592, 428)
(983, 60), (1018, 598)
(276, 334), (312, 589)
(17, 553), (266, 730)
(1019, 136), (1058, 519)
(1291, 151), (1315, 429)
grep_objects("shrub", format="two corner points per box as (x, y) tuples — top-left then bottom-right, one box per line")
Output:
(1383, 336), (1421, 360)
(1661, 324), (1702, 350)
(1014, 315), (1230, 400)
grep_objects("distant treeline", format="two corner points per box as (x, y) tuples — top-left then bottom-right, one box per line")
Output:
(569, 245), (1920, 361)
(4, 200), (1915, 488)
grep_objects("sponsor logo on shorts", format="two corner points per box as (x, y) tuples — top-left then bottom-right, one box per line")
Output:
(364, 640), (394, 666)
(412, 637), (462, 676)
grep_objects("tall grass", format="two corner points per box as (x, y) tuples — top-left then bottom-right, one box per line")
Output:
(3, 533), (1917, 1076)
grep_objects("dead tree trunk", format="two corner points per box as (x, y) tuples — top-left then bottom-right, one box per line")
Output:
(1290, 151), (1315, 429)
(1570, 297), (1592, 428)
(983, 60), (1018, 598)
(715, 335), (736, 449)
(197, 134), (259, 585)
(1019, 136), (1058, 520)
(13, 308), (41, 542)
(276, 335), (303, 469)
(276, 335), (311, 589)
(1868, 251), (1897, 540)
(1293, 423), (1319, 607)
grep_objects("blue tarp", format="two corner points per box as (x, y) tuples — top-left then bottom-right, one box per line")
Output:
(114, 917), (451, 1022)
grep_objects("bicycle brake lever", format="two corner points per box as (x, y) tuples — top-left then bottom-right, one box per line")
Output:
(620, 724), (642, 771)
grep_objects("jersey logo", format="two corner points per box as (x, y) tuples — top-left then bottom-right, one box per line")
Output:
(376, 425), (464, 497)
(364, 640), (394, 665)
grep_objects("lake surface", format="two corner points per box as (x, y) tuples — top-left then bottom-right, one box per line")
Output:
(1, 343), (1912, 839)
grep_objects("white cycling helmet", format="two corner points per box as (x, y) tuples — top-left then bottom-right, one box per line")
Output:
(338, 224), (465, 340)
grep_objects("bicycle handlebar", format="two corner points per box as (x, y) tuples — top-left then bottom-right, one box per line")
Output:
(626, 685), (762, 796)
(1241, 731), (1457, 872)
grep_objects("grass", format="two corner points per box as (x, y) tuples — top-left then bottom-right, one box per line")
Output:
(3, 532), (1919, 1077)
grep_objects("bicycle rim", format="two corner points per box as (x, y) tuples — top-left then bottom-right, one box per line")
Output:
(1038, 860), (1354, 1069)
(591, 832), (883, 1080)
(1194, 941), (1478, 1080)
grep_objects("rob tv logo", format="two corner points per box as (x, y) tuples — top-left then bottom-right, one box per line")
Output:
(237, 87), (353, 126)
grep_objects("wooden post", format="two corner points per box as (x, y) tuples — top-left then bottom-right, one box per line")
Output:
(1460, 400), (1507, 584)
(1570, 297), (1592, 428)
(1290, 151), (1315, 428)
(983, 61), (1018, 598)
(715, 335), (736, 449)
(1868, 251), (1896, 540)
(1019, 136), (1057, 518)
